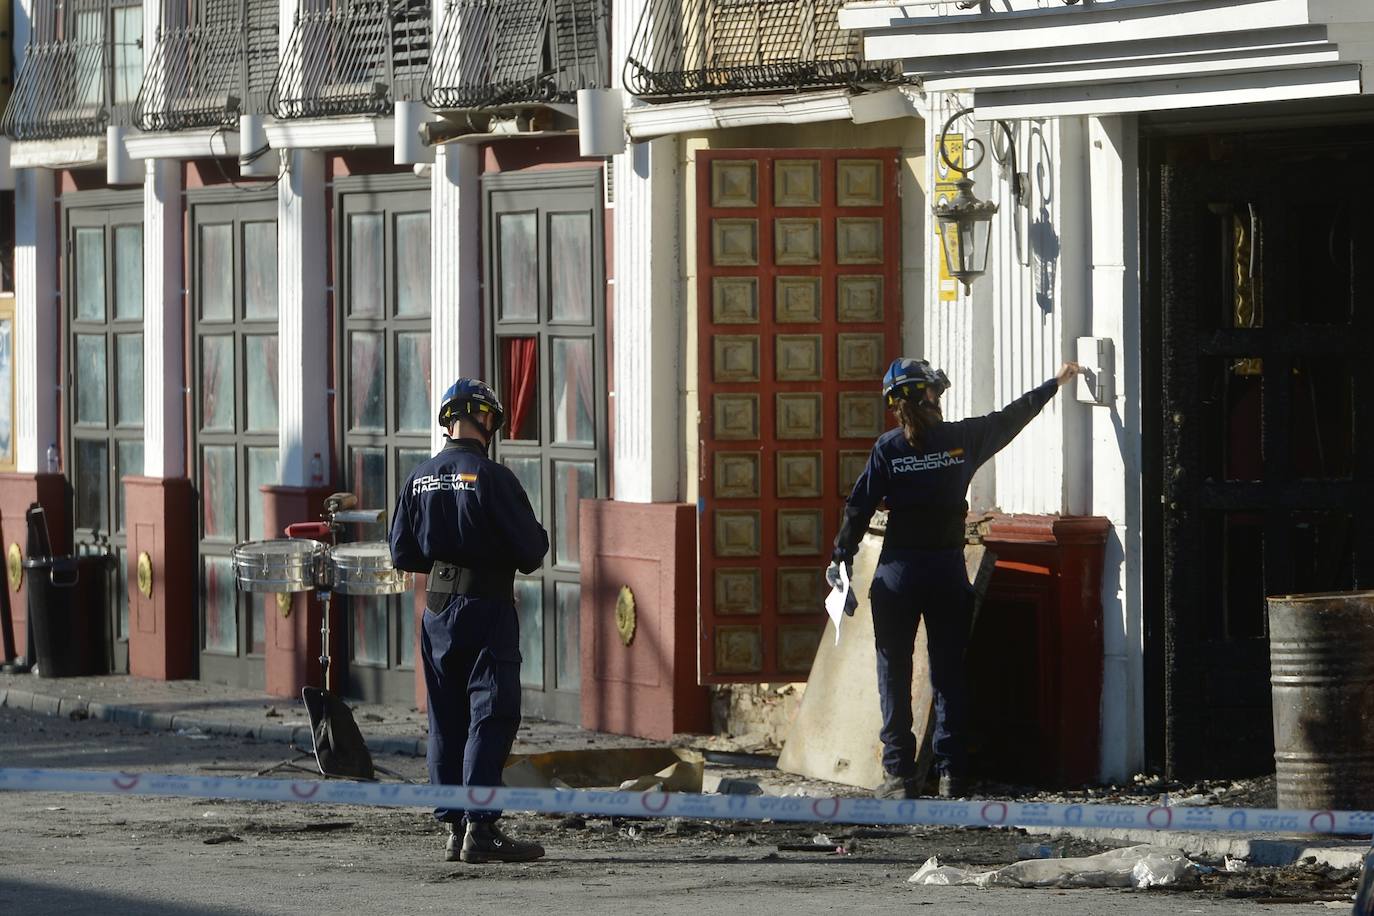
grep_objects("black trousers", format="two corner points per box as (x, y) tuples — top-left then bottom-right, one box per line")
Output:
(869, 546), (975, 779)
(420, 593), (522, 824)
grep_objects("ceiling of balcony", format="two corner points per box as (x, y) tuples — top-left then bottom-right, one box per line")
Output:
(839, 0), (1374, 119)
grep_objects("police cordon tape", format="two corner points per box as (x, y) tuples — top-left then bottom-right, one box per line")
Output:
(3, 767), (1373, 836)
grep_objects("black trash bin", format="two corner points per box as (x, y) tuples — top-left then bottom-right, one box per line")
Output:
(24, 554), (110, 677)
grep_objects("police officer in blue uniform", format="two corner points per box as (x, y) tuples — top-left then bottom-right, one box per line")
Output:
(828, 358), (1079, 800)
(390, 378), (549, 863)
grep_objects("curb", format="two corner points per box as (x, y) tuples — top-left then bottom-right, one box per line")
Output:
(1054, 826), (1369, 869)
(1, 686), (426, 759)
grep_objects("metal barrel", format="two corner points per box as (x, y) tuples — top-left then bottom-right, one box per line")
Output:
(1267, 590), (1374, 811)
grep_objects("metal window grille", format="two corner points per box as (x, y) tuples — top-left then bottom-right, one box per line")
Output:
(423, 0), (608, 112)
(134, 0), (280, 132)
(0, 0), (142, 141)
(271, 0), (431, 120)
(624, 0), (900, 100)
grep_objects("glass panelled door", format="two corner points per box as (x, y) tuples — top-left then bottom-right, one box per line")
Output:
(485, 169), (606, 724)
(337, 180), (431, 703)
(191, 197), (279, 687)
(67, 200), (143, 674)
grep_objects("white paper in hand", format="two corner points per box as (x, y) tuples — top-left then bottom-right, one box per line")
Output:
(823, 561), (850, 645)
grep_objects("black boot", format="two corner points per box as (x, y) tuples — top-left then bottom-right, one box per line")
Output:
(876, 772), (920, 800)
(460, 819), (545, 864)
(443, 820), (465, 862)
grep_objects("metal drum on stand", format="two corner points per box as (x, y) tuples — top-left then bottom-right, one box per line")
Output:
(231, 539), (327, 593)
(329, 542), (411, 596)
(1267, 590), (1374, 810)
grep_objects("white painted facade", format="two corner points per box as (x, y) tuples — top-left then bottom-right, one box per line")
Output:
(839, 0), (1374, 781)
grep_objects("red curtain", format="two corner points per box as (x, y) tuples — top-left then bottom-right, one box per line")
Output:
(503, 337), (537, 438)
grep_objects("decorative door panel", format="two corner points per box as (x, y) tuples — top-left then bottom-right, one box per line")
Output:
(484, 168), (607, 723)
(66, 197), (144, 674)
(697, 149), (902, 683)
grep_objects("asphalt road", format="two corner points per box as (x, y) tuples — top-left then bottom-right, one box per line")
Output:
(0, 706), (1355, 915)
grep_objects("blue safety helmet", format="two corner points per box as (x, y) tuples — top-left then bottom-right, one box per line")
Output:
(882, 358), (950, 407)
(437, 377), (506, 431)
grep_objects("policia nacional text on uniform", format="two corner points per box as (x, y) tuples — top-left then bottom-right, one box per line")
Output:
(389, 378), (548, 864)
(829, 358), (1080, 801)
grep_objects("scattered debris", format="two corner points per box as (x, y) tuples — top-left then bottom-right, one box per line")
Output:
(263, 707), (281, 718)
(910, 844), (1197, 890)
(556, 815), (586, 831)
(203, 833), (242, 845)
(362, 713), (384, 723)
(175, 727), (209, 740)
(1224, 855), (1248, 873)
(503, 747), (704, 794)
(67, 708), (88, 721)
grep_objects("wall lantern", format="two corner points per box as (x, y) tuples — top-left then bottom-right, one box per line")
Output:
(933, 107), (1000, 292)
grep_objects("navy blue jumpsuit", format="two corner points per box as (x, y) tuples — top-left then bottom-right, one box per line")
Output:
(390, 437), (549, 823)
(832, 379), (1059, 781)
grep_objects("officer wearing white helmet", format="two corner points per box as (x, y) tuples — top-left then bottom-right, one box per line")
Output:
(390, 377), (549, 863)
(829, 358), (1079, 799)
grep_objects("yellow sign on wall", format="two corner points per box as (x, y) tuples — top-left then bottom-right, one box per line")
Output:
(934, 134), (964, 304)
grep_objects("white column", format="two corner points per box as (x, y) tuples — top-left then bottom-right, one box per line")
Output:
(429, 143), (481, 455)
(277, 150), (328, 486)
(610, 0), (680, 503)
(611, 137), (679, 503)
(14, 169), (57, 474)
(1087, 114), (1144, 782)
(1056, 116), (1092, 517)
(143, 159), (184, 479)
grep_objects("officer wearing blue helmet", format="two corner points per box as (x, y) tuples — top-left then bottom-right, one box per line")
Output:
(390, 377), (549, 863)
(829, 357), (1078, 800)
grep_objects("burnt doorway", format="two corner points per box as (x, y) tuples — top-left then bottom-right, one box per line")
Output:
(1160, 154), (1374, 778)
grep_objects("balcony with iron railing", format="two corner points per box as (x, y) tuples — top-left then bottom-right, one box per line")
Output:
(3, 37), (123, 141)
(624, 0), (900, 100)
(134, 14), (278, 132)
(272, 0), (430, 120)
(423, 0), (608, 112)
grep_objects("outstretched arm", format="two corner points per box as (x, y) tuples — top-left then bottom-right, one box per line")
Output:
(970, 362), (1080, 463)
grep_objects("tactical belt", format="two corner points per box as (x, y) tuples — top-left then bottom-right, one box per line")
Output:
(883, 506), (968, 551)
(426, 561), (516, 610)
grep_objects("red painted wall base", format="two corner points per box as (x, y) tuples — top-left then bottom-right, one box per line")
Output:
(0, 472), (70, 660)
(580, 500), (709, 741)
(125, 477), (197, 680)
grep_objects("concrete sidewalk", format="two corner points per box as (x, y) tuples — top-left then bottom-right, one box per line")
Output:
(2, 671), (1369, 872)
(0, 671), (652, 759)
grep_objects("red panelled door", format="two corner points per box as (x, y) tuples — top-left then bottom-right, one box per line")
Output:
(697, 149), (903, 683)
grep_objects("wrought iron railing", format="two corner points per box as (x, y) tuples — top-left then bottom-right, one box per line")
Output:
(272, 0), (430, 120)
(423, 0), (608, 111)
(624, 0), (900, 99)
(2, 38), (109, 140)
(135, 19), (280, 131)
